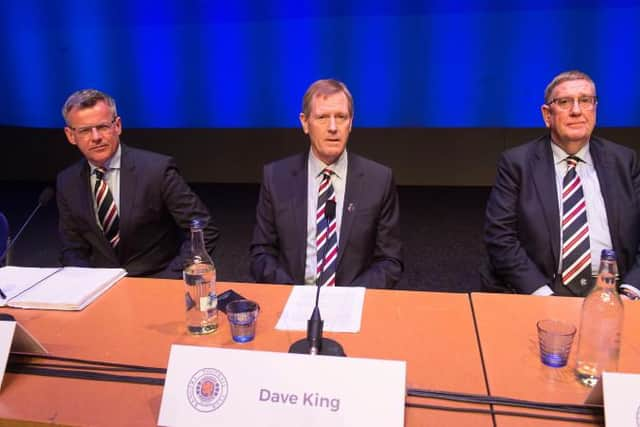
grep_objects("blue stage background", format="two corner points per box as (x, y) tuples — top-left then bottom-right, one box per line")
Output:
(1, 1), (639, 128)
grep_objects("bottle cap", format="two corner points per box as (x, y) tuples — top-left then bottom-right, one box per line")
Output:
(190, 218), (204, 229)
(600, 248), (616, 260)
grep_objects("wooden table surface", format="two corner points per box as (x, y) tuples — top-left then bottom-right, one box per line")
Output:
(471, 292), (640, 426)
(0, 278), (492, 426)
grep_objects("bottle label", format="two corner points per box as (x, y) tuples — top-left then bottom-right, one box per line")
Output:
(200, 294), (218, 312)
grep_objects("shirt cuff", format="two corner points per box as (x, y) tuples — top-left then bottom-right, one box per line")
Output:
(532, 285), (554, 296)
(619, 284), (640, 300)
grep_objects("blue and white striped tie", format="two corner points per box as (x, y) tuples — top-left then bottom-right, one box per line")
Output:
(316, 169), (338, 287)
(561, 156), (591, 294)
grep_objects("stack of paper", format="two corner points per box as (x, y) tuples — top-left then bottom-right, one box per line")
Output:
(0, 266), (126, 310)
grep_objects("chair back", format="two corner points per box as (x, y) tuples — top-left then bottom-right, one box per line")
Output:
(0, 212), (9, 264)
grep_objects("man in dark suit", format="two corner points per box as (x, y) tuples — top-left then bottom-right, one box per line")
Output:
(57, 89), (219, 278)
(250, 79), (403, 289)
(484, 70), (640, 298)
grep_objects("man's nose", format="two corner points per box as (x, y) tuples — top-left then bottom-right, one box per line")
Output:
(328, 116), (337, 132)
(90, 127), (101, 140)
(569, 99), (583, 115)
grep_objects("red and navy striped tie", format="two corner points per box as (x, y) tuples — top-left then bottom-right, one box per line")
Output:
(561, 156), (591, 294)
(316, 169), (338, 287)
(94, 168), (120, 249)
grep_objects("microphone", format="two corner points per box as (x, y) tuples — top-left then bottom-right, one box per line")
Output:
(1, 187), (55, 264)
(289, 199), (345, 357)
(325, 199), (336, 223)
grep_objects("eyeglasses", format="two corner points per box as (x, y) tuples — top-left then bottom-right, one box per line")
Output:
(68, 117), (118, 138)
(547, 96), (597, 111)
(312, 113), (351, 126)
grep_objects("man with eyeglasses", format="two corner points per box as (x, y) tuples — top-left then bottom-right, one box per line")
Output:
(56, 89), (219, 278)
(483, 70), (640, 299)
(249, 79), (403, 288)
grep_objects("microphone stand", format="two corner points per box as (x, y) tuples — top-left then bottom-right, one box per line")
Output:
(1, 187), (54, 266)
(289, 200), (345, 356)
(2, 236), (10, 266)
(1, 204), (41, 265)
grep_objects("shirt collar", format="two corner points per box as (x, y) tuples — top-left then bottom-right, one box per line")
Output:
(88, 144), (122, 173)
(308, 149), (348, 180)
(551, 140), (592, 166)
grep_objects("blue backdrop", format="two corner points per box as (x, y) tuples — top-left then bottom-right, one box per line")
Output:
(1, 1), (639, 128)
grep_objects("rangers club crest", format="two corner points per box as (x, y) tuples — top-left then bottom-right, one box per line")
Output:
(187, 368), (229, 412)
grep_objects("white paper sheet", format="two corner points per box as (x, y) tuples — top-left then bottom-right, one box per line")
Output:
(275, 286), (366, 332)
(0, 267), (60, 306)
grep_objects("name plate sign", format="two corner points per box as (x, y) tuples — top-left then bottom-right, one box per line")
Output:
(158, 344), (406, 427)
(0, 318), (47, 390)
(0, 321), (16, 390)
(601, 372), (640, 426)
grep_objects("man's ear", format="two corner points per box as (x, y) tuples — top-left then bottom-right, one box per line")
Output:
(64, 127), (78, 146)
(114, 116), (122, 136)
(541, 105), (551, 128)
(299, 113), (309, 134)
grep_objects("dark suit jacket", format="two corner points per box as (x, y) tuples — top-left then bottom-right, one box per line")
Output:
(56, 144), (219, 278)
(484, 135), (640, 295)
(249, 151), (403, 289)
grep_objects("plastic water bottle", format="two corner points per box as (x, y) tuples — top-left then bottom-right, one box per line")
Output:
(574, 249), (624, 387)
(183, 218), (218, 334)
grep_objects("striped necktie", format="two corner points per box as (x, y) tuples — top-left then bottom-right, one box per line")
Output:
(316, 169), (338, 287)
(561, 156), (591, 294)
(94, 168), (120, 248)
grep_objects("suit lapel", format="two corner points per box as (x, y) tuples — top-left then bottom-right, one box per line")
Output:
(79, 163), (101, 235)
(292, 154), (308, 281)
(118, 145), (137, 250)
(336, 153), (362, 267)
(531, 136), (561, 268)
(590, 138), (620, 250)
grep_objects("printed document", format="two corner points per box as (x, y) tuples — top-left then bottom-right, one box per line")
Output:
(276, 286), (365, 332)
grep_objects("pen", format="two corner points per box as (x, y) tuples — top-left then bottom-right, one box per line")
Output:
(0, 287), (6, 299)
